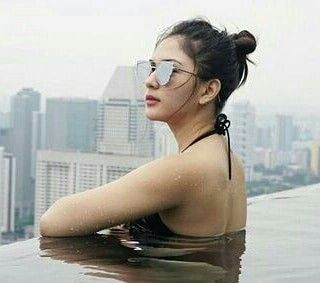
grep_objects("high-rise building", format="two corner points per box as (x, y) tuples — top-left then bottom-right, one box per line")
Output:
(0, 128), (13, 152)
(0, 112), (11, 128)
(269, 114), (295, 167)
(310, 141), (320, 176)
(255, 126), (272, 148)
(0, 96), (10, 113)
(0, 147), (16, 233)
(33, 150), (153, 237)
(291, 141), (312, 170)
(31, 112), (46, 180)
(96, 66), (155, 157)
(154, 123), (178, 158)
(10, 88), (41, 222)
(273, 114), (294, 151)
(227, 100), (256, 181)
(45, 98), (97, 153)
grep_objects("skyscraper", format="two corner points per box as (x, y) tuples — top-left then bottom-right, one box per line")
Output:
(273, 114), (294, 151)
(255, 126), (272, 148)
(0, 147), (16, 233)
(0, 112), (11, 128)
(10, 88), (41, 223)
(97, 66), (155, 157)
(45, 98), (97, 152)
(31, 111), (46, 180)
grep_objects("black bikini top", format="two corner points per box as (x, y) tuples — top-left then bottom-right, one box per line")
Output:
(180, 113), (232, 180)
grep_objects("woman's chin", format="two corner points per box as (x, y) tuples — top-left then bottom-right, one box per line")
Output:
(145, 113), (160, 121)
(145, 111), (164, 122)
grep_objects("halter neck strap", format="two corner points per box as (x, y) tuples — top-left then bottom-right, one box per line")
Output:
(181, 113), (232, 180)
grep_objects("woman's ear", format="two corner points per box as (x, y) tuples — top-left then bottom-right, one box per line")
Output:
(199, 79), (221, 105)
(207, 78), (221, 98)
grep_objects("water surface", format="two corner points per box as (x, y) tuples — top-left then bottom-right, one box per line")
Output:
(0, 184), (319, 282)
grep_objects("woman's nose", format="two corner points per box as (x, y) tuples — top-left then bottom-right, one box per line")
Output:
(145, 70), (159, 88)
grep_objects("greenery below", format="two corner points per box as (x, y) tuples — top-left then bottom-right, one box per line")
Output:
(248, 164), (320, 197)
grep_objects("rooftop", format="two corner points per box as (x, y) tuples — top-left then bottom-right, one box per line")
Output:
(0, 184), (319, 282)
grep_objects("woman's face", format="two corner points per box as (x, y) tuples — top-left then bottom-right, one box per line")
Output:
(143, 36), (201, 123)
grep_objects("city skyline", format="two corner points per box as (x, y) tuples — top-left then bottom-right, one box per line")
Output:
(1, 74), (319, 242)
(0, 1), (319, 116)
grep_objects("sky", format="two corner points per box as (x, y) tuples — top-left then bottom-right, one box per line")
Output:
(0, 0), (319, 116)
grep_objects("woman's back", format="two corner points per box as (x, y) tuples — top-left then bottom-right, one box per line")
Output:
(130, 17), (255, 237)
(159, 135), (247, 237)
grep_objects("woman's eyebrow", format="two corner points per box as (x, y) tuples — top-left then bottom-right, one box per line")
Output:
(150, 58), (183, 66)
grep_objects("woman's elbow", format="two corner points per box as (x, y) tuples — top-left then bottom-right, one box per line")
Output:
(39, 215), (51, 237)
(39, 197), (68, 237)
(39, 213), (60, 237)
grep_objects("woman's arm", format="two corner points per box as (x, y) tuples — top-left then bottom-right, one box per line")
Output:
(39, 154), (194, 237)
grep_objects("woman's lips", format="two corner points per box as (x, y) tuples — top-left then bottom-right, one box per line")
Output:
(146, 98), (159, 101)
(145, 94), (160, 101)
(146, 100), (159, 106)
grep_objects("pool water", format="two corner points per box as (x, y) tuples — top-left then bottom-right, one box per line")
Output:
(0, 184), (319, 282)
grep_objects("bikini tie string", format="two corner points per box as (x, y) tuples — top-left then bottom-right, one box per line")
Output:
(214, 113), (232, 180)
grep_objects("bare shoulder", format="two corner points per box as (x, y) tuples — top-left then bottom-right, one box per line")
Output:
(175, 154), (230, 198)
(179, 143), (246, 190)
(125, 153), (197, 186)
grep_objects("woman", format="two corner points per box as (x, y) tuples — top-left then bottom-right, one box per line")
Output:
(40, 17), (257, 238)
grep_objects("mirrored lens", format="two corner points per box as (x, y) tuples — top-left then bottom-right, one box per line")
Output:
(136, 60), (188, 89)
(136, 61), (152, 84)
(155, 61), (174, 85)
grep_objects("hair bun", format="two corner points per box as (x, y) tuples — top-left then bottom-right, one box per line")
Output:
(233, 30), (257, 56)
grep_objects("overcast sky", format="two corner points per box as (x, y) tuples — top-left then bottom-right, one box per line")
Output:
(0, 0), (319, 116)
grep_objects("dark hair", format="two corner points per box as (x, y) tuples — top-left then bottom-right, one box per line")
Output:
(154, 16), (257, 115)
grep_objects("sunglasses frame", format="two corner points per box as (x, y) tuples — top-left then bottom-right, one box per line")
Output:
(136, 59), (198, 86)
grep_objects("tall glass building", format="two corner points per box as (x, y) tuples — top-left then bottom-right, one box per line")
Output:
(45, 98), (98, 152)
(10, 88), (41, 223)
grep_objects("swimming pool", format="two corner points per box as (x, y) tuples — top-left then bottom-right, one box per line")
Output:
(0, 183), (319, 282)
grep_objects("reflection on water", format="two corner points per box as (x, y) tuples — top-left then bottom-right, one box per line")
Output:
(39, 227), (246, 282)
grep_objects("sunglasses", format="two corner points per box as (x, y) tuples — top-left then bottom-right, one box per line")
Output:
(135, 59), (198, 86)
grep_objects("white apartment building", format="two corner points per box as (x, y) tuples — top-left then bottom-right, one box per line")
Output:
(34, 150), (153, 236)
(0, 147), (16, 233)
(227, 100), (256, 181)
